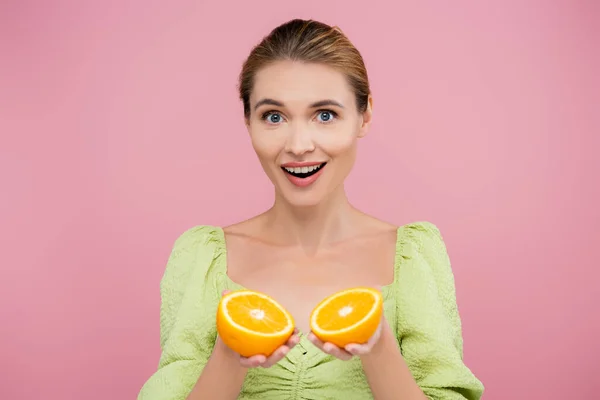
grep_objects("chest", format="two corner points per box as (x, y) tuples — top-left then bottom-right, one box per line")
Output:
(224, 237), (396, 333)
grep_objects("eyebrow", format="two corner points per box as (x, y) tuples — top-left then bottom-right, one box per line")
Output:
(253, 98), (345, 112)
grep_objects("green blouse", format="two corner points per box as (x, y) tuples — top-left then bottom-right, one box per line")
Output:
(138, 222), (484, 399)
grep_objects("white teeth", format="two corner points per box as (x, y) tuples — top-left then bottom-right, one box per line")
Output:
(283, 163), (324, 174)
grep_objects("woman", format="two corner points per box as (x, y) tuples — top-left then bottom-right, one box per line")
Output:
(138, 19), (484, 400)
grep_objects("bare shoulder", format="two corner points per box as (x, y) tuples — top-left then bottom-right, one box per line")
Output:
(343, 212), (399, 255)
(221, 214), (277, 254)
(222, 214), (265, 238)
(355, 212), (399, 237)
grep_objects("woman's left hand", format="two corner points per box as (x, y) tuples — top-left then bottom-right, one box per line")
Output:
(307, 316), (387, 361)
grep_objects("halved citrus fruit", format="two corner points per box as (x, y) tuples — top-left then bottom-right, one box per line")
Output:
(309, 287), (383, 348)
(216, 290), (295, 357)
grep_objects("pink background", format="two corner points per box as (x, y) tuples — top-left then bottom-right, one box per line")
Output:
(1, 1), (598, 399)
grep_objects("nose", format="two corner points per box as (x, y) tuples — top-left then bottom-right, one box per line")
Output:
(284, 125), (315, 156)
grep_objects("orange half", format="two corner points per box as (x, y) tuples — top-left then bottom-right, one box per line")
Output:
(309, 287), (383, 348)
(216, 290), (295, 357)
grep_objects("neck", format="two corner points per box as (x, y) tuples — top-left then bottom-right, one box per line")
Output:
(263, 186), (357, 251)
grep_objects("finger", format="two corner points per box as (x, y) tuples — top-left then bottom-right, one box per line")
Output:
(262, 345), (290, 368)
(286, 334), (300, 348)
(239, 354), (266, 368)
(239, 355), (264, 368)
(308, 334), (351, 360)
(307, 332), (324, 348)
(323, 342), (353, 361)
(344, 343), (370, 356)
(221, 289), (231, 297)
(307, 333), (330, 356)
(284, 329), (300, 347)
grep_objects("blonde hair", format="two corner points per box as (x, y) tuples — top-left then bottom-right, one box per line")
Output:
(238, 19), (371, 117)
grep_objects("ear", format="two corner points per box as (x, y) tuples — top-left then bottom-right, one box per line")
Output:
(357, 95), (373, 138)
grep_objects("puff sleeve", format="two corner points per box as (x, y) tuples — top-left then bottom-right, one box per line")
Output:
(396, 222), (484, 399)
(138, 226), (222, 400)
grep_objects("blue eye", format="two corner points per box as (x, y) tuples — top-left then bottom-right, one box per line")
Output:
(317, 111), (336, 123)
(263, 112), (283, 124)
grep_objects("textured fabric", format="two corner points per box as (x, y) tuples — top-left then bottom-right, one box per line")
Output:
(138, 222), (484, 400)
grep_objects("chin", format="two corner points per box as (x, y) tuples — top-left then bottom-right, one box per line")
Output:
(279, 190), (326, 208)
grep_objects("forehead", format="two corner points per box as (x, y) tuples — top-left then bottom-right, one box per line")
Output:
(251, 60), (354, 106)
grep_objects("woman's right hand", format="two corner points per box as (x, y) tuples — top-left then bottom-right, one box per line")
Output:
(215, 328), (300, 368)
(217, 290), (301, 368)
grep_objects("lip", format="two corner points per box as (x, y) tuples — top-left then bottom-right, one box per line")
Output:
(281, 162), (327, 188)
(280, 161), (326, 168)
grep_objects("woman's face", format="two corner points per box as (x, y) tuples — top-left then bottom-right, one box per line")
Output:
(246, 60), (372, 207)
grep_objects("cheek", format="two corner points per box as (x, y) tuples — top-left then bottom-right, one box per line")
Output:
(316, 129), (358, 157)
(250, 132), (283, 161)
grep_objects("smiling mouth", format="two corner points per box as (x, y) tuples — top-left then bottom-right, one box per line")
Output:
(281, 162), (327, 178)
